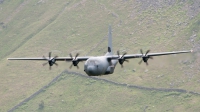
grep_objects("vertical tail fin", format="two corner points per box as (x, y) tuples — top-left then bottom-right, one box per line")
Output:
(107, 25), (113, 55)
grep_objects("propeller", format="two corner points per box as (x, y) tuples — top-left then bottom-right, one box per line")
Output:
(42, 52), (58, 70)
(117, 50), (129, 68)
(138, 49), (153, 66)
(67, 53), (80, 69)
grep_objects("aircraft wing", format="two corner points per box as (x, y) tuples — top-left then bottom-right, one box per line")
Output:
(108, 50), (192, 60)
(7, 56), (90, 61)
(144, 50), (193, 57)
(125, 50), (193, 59)
(7, 57), (51, 61)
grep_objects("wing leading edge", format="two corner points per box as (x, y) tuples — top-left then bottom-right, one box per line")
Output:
(7, 56), (90, 61)
(107, 50), (193, 60)
(126, 50), (193, 59)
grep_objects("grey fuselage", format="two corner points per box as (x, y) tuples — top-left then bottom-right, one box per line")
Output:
(84, 55), (118, 76)
(84, 25), (117, 76)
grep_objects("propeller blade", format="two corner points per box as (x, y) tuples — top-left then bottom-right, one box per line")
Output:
(125, 60), (129, 63)
(145, 50), (150, 56)
(117, 51), (129, 68)
(145, 62), (148, 66)
(121, 52), (127, 58)
(49, 66), (51, 70)
(43, 56), (49, 61)
(138, 59), (143, 65)
(42, 52), (59, 69)
(53, 56), (58, 59)
(69, 64), (73, 69)
(68, 53), (80, 69)
(77, 65), (79, 69)
(117, 50), (120, 57)
(138, 49), (153, 65)
(69, 53), (73, 59)
(54, 63), (58, 66)
(43, 62), (48, 66)
(140, 49), (143, 55)
(75, 53), (79, 59)
(49, 52), (51, 60)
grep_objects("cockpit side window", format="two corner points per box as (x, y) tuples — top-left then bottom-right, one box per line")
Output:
(87, 60), (97, 65)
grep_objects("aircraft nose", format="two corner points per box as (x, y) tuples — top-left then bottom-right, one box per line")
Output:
(87, 66), (96, 76)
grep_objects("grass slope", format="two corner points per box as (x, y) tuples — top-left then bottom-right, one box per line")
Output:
(0, 0), (199, 111)
(15, 72), (200, 112)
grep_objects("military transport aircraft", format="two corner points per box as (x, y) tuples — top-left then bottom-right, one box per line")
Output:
(8, 26), (193, 76)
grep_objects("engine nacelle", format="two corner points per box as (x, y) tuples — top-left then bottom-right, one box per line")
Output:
(48, 58), (56, 66)
(72, 60), (79, 66)
(142, 57), (149, 62)
(105, 66), (115, 74)
(118, 58), (124, 65)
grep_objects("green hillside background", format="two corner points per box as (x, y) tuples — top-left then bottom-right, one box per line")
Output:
(0, 0), (200, 111)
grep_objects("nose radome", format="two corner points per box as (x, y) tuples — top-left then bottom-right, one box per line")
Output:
(87, 66), (94, 74)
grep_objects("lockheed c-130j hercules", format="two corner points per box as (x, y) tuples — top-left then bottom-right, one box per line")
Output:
(8, 26), (193, 76)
